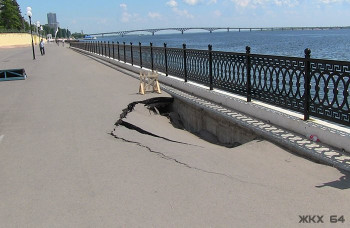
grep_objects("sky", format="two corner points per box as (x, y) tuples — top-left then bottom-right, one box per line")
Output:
(17, 0), (350, 34)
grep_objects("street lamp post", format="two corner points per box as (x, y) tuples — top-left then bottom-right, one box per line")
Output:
(36, 21), (41, 40)
(27, 7), (35, 60)
(40, 26), (44, 40)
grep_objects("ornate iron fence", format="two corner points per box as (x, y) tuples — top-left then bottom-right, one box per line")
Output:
(71, 41), (350, 126)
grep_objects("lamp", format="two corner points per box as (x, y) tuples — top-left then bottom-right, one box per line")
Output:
(36, 21), (41, 40)
(27, 7), (35, 60)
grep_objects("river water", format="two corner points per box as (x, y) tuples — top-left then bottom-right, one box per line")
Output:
(94, 29), (350, 61)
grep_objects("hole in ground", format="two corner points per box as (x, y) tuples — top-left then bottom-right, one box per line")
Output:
(144, 97), (258, 148)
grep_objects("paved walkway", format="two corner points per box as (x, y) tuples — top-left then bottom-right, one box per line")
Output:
(1, 44), (349, 227)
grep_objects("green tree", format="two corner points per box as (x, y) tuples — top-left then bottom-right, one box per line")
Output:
(71, 32), (84, 39)
(55, 27), (71, 38)
(0, 0), (23, 30)
(43, 25), (55, 37)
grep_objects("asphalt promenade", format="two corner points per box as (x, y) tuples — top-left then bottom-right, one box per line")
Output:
(1, 44), (349, 227)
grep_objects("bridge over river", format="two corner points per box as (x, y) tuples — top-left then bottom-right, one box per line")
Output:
(88, 26), (350, 37)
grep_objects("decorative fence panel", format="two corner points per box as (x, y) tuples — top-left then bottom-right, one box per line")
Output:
(167, 47), (185, 80)
(186, 49), (210, 86)
(153, 47), (166, 73)
(250, 54), (306, 113)
(70, 41), (350, 126)
(212, 51), (247, 97)
(141, 46), (152, 70)
(309, 59), (350, 124)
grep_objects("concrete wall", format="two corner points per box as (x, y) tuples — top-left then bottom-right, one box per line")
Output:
(0, 33), (42, 48)
(172, 99), (258, 146)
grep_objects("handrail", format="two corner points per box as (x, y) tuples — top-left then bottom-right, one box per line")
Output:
(71, 41), (350, 127)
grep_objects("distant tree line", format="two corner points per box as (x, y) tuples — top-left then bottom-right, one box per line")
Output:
(71, 32), (85, 39)
(0, 0), (29, 31)
(42, 25), (71, 39)
(0, 0), (72, 38)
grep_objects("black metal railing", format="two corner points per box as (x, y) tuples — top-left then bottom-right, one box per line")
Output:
(71, 41), (350, 126)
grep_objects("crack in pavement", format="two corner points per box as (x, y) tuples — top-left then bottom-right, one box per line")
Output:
(109, 131), (271, 187)
(110, 97), (271, 187)
(113, 97), (201, 147)
(119, 120), (200, 146)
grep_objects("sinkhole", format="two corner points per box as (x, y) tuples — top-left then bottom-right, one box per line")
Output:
(113, 96), (259, 148)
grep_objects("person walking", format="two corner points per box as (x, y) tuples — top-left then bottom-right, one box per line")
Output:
(39, 39), (45, 56)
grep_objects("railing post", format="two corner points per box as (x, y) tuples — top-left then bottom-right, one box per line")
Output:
(246, 46), (252, 102)
(102, 41), (104, 56)
(150, 42), (154, 71)
(304, 48), (311, 121)
(123, 42), (126, 63)
(108, 41), (110, 58)
(208, 44), (213, 90)
(164, 43), (168, 76)
(104, 41), (107, 56)
(97, 41), (99, 54)
(130, 42), (134, 66)
(139, 42), (143, 68)
(183, 43), (187, 82)
(102, 41), (104, 55)
(95, 41), (97, 54)
(112, 41), (115, 59)
(117, 41), (120, 61)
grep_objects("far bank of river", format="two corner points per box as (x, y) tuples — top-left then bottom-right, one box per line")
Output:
(94, 29), (350, 61)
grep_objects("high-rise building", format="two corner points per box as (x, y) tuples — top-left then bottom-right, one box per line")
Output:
(47, 13), (59, 30)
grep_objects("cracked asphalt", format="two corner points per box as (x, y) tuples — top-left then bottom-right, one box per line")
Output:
(1, 45), (350, 227)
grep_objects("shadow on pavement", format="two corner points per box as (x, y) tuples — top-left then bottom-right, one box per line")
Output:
(316, 170), (350, 190)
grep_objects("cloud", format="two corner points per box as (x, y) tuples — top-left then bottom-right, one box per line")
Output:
(231, 0), (254, 7)
(319, 0), (350, 3)
(173, 8), (195, 18)
(274, 0), (299, 7)
(119, 3), (140, 23)
(148, 12), (162, 19)
(120, 3), (127, 10)
(183, 0), (217, 5)
(183, 0), (202, 5)
(167, 0), (195, 18)
(167, 0), (178, 7)
(319, 0), (341, 3)
(231, 0), (301, 8)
